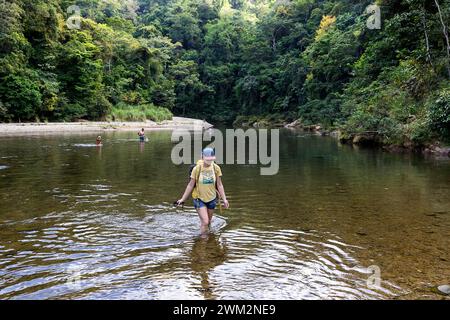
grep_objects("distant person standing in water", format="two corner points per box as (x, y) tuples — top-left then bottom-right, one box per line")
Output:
(176, 148), (229, 236)
(138, 128), (146, 142)
(96, 135), (102, 146)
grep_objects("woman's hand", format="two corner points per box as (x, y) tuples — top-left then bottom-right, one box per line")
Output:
(222, 199), (229, 209)
(175, 199), (184, 206)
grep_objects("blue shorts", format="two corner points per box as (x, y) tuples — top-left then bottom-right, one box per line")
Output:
(193, 198), (217, 210)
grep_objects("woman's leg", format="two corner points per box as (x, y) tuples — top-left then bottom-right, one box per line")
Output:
(207, 208), (214, 228)
(196, 206), (210, 235)
(206, 198), (217, 228)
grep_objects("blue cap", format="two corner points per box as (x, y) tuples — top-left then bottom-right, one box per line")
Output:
(202, 147), (216, 160)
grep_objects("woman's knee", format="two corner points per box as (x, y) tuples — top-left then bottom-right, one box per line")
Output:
(197, 208), (209, 225)
(199, 214), (209, 224)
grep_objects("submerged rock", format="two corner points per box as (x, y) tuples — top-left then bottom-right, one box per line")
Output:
(437, 285), (450, 296)
(423, 144), (450, 157)
(329, 130), (339, 137)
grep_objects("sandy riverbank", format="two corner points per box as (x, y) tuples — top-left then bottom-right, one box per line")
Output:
(0, 117), (213, 136)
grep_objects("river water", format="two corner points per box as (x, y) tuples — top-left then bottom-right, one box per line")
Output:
(0, 129), (449, 299)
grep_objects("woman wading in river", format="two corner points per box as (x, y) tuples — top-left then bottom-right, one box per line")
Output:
(176, 148), (229, 235)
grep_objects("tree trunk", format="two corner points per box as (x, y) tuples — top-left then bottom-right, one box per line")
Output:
(434, 0), (450, 77)
(421, 11), (433, 68)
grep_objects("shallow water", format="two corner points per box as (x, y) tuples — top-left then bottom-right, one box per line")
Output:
(0, 129), (449, 299)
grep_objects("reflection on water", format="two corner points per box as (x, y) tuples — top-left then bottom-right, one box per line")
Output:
(0, 130), (449, 299)
(190, 234), (228, 299)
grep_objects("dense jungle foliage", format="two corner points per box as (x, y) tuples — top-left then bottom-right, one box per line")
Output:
(0, 0), (449, 144)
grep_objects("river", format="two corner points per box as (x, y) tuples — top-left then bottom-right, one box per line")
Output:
(0, 129), (449, 299)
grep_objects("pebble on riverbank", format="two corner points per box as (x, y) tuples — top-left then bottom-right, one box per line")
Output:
(435, 285), (450, 296)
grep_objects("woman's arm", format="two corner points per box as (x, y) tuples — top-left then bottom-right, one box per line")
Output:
(177, 178), (196, 204)
(216, 176), (229, 208)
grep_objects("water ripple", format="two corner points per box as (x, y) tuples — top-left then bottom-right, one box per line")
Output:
(0, 207), (405, 299)
(0, 204), (227, 299)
